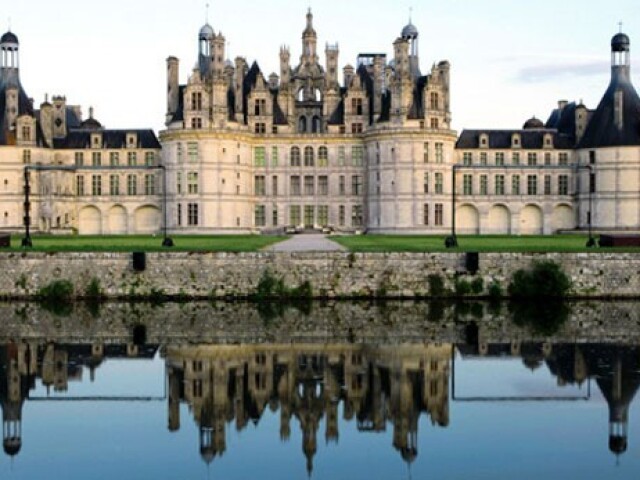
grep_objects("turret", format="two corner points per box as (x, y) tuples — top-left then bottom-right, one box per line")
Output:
(198, 23), (214, 77)
(401, 20), (421, 77)
(301, 9), (318, 66)
(280, 46), (291, 85)
(52, 95), (67, 138)
(0, 31), (20, 87)
(40, 95), (54, 147)
(325, 43), (339, 87)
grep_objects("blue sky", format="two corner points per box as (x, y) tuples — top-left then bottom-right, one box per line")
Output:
(6, 0), (640, 132)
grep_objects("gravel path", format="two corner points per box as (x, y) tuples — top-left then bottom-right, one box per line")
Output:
(265, 234), (347, 252)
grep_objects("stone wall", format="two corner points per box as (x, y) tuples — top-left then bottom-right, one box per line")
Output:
(0, 251), (639, 299)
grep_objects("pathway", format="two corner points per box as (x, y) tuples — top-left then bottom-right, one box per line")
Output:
(265, 234), (347, 252)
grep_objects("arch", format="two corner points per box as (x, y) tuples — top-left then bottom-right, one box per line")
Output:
(552, 204), (575, 232)
(487, 204), (511, 234)
(304, 146), (315, 167)
(134, 205), (161, 234)
(290, 146), (301, 167)
(456, 204), (480, 234)
(318, 146), (328, 166)
(78, 206), (102, 235)
(297, 87), (305, 102)
(520, 204), (543, 234)
(314, 88), (322, 102)
(108, 205), (128, 234)
(298, 116), (307, 133)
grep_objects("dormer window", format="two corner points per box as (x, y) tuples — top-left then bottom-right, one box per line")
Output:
(511, 133), (521, 148)
(91, 133), (102, 148)
(479, 134), (489, 148)
(544, 134), (553, 148)
(126, 133), (137, 148)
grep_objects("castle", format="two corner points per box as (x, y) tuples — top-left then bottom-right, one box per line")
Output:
(0, 11), (639, 235)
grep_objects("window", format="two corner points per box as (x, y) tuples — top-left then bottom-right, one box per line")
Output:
(480, 175), (488, 195)
(544, 175), (551, 195)
(589, 151), (596, 164)
(254, 175), (266, 196)
(188, 143), (198, 163)
(352, 98), (363, 115)
(127, 175), (137, 195)
(191, 92), (202, 110)
(290, 176), (301, 196)
(351, 123), (363, 134)
(290, 205), (301, 225)
(109, 175), (120, 196)
(304, 176), (314, 195)
(339, 205), (345, 226)
(188, 203), (199, 226)
(317, 206), (329, 226)
(527, 152), (537, 166)
(351, 175), (363, 196)
(318, 176), (328, 195)
(23, 149), (31, 164)
(145, 174), (156, 195)
(435, 173), (443, 194)
(527, 175), (537, 195)
(423, 172), (429, 194)
(463, 152), (472, 165)
(271, 146), (279, 167)
(254, 122), (266, 134)
(424, 143), (430, 163)
(76, 176), (85, 196)
(91, 175), (102, 196)
(430, 118), (439, 129)
(75, 152), (84, 166)
(92, 152), (102, 167)
(423, 204), (429, 225)
(127, 152), (137, 166)
(290, 147), (301, 167)
(495, 175), (505, 195)
(254, 98), (266, 116)
(544, 152), (552, 166)
(110, 152), (120, 166)
(318, 147), (328, 167)
(187, 172), (199, 194)
(145, 152), (155, 166)
(272, 176), (278, 196)
(272, 207), (278, 226)
(191, 118), (202, 129)
(337, 147), (346, 166)
(463, 174), (473, 195)
(495, 152), (505, 166)
(304, 206), (314, 227)
(590, 173), (596, 193)
(177, 143), (183, 163)
(254, 205), (266, 227)
(435, 204), (444, 226)
(176, 172), (183, 194)
(177, 204), (182, 226)
(558, 175), (569, 195)
(339, 176), (346, 195)
(430, 92), (439, 110)
(512, 152), (520, 165)
(480, 152), (488, 166)
(559, 153), (569, 166)
(512, 175), (521, 195)
(304, 147), (315, 167)
(351, 205), (363, 227)
(352, 146), (364, 166)
(22, 126), (31, 141)
(435, 143), (444, 163)
(254, 147), (266, 167)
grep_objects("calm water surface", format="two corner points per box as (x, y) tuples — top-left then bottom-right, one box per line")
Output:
(0, 302), (637, 479)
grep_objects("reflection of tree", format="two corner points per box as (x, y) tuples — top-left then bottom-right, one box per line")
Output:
(509, 300), (570, 335)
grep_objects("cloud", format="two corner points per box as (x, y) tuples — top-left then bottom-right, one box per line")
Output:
(515, 61), (609, 83)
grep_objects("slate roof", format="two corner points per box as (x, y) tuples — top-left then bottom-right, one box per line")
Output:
(169, 86), (186, 124)
(577, 68), (640, 149)
(53, 129), (161, 149)
(457, 129), (574, 150)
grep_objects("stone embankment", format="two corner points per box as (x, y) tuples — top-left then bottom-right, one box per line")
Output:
(0, 251), (639, 300)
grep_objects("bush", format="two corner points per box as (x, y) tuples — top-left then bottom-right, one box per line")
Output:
(455, 278), (472, 296)
(428, 274), (446, 297)
(508, 261), (571, 298)
(38, 280), (74, 302)
(84, 278), (103, 299)
(488, 281), (503, 299)
(471, 277), (484, 295)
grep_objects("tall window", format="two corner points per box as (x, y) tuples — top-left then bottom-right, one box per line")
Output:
(254, 123), (266, 134)
(435, 143), (444, 163)
(558, 175), (569, 195)
(352, 146), (364, 167)
(290, 205), (301, 225)
(527, 153), (537, 166)
(430, 118), (439, 129)
(271, 146), (279, 166)
(145, 152), (155, 166)
(290, 147), (301, 167)
(435, 204), (444, 226)
(110, 175), (120, 196)
(559, 153), (569, 166)
(92, 152), (102, 167)
(272, 207), (278, 226)
(495, 175), (505, 195)
(187, 172), (199, 194)
(512, 152), (520, 165)
(22, 126), (31, 141)
(272, 176), (278, 196)
(495, 152), (505, 166)
(339, 206), (345, 226)
(337, 147), (346, 166)
(176, 172), (183, 194)
(188, 203), (199, 226)
(318, 176), (328, 195)
(304, 176), (314, 195)
(145, 174), (156, 195)
(192, 92), (202, 110)
(317, 206), (329, 226)
(352, 98), (363, 115)
(177, 204), (182, 226)
(463, 174), (473, 195)
(424, 143), (430, 163)
(463, 152), (472, 165)
(188, 143), (198, 163)
(480, 175), (488, 195)
(254, 147), (266, 167)
(423, 172), (429, 194)
(177, 143), (183, 163)
(255, 176), (266, 196)
(290, 176), (301, 196)
(254, 98), (266, 116)
(91, 175), (102, 196)
(351, 175), (363, 196)
(127, 175), (137, 195)
(304, 147), (315, 167)
(527, 175), (537, 195)
(480, 153), (488, 166)
(318, 147), (328, 167)
(351, 205), (363, 227)
(110, 152), (120, 166)
(127, 152), (137, 166)
(23, 150), (31, 164)
(76, 176), (85, 196)
(544, 152), (552, 166)
(512, 175), (521, 195)
(430, 92), (439, 110)
(351, 123), (363, 134)
(254, 205), (266, 227)
(544, 175), (551, 195)
(339, 176), (346, 195)
(75, 152), (84, 166)
(423, 204), (429, 225)
(435, 173), (443, 194)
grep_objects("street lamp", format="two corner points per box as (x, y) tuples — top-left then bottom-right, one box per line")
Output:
(579, 164), (596, 248)
(445, 165), (459, 248)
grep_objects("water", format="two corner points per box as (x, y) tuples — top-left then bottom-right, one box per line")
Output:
(0, 301), (638, 479)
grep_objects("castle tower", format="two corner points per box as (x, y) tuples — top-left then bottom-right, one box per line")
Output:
(0, 31), (20, 87)
(401, 19), (421, 78)
(198, 23), (214, 78)
(300, 9), (318, 66)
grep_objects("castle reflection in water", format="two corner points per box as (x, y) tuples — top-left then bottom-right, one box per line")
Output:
(0, 340), (638, 473)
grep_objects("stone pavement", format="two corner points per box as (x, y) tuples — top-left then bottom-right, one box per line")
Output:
(265, 234), (347, 252)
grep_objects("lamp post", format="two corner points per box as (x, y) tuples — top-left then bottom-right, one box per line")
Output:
(445, 165), (458, 248)
(579, 164), (596, 248)
(22, 164), (174, 248)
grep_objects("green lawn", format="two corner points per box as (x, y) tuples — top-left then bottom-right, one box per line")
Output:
(331, 235), (640, 253)
(2, 235), (286, 252)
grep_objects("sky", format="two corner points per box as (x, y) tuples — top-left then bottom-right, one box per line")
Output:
(5, 0), (640, 133)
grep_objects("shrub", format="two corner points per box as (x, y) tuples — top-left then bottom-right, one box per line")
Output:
(508, 261), (571, 298)
(38, 280), (74, 302)
(85, 278), (103, 299)
(455, 278), (472, 296)
(428, 274), (446, 297)
(471, 277), (484, 295)
(488, 281), (503, 299)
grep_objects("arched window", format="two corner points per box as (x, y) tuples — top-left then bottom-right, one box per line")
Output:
(298, 116), (307, 133)
(304, 146), (315, 167)
(297, 88), (305, 102)
(314, 89), (322, 102)
(290, 147), (301, 167)
(318, 147), (328, 167)
(312, 116), (322, 133)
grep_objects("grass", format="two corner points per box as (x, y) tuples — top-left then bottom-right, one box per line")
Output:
(2, 234), (286, 252)
(331, 235), (640, 253)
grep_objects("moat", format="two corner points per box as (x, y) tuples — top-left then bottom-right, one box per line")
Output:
(0, 301), (638, 479)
